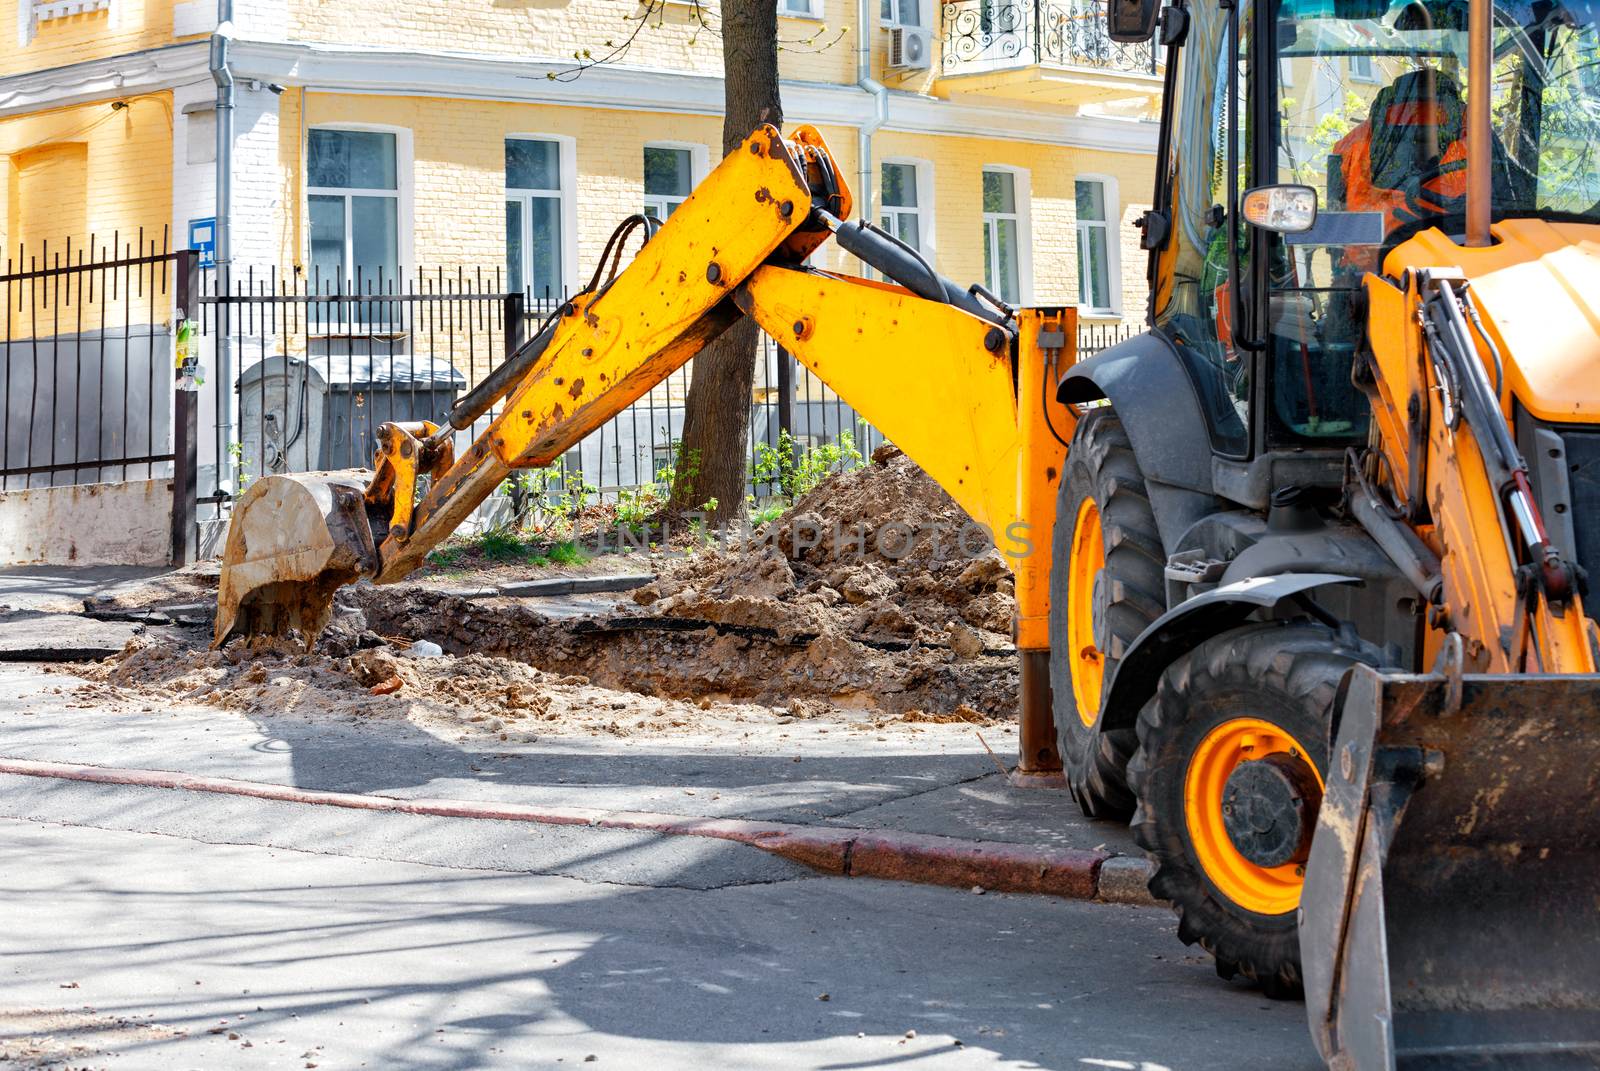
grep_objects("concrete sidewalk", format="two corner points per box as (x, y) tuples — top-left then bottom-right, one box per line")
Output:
(0, 564), (182, 613)
(0, 817), (1318, 1071)
(0, 659), (1149, 901)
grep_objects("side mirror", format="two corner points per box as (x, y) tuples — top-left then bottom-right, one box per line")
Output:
(1107, 0), (1161, 43)
(1241, 184), (1319, 233)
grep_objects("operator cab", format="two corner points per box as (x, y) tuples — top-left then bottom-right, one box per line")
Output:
(1128, 0), (1600, 497)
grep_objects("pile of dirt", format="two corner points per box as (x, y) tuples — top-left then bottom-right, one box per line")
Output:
(636, 445), (1016, 649)
(351, 447), (1020, 718)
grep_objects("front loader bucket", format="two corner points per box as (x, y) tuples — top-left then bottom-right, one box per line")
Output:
(213, 471), (381, 648)
(1301, 661), (1600, 1070)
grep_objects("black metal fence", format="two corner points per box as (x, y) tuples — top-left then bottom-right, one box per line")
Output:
(1, 230), (177, 489)
(204, 271), (1139, 511)
(198, 271), (921, 509)
(941, 0), (1159, 76)
(3, 241), (1140, 556)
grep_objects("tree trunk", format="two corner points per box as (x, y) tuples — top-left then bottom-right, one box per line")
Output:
(666, 0), (782, 524)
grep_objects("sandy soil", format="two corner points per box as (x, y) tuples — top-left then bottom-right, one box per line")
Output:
(0, 1008), (188, 1070)
(61, 629), (1001, 746)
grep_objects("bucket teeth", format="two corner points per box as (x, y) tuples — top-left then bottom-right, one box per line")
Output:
(213, 472), (381, 649)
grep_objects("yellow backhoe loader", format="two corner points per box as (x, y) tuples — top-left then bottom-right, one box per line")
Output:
(214, 0), (1600, 1058)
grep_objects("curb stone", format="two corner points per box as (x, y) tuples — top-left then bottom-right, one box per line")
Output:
(0, 758), (1154, 904)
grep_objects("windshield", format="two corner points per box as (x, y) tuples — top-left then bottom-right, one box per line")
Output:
(1278, 0), (1600, 237)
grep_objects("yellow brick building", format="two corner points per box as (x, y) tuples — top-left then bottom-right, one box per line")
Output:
(1, 0), (1160, 492)
(2, 0), (1159, 309)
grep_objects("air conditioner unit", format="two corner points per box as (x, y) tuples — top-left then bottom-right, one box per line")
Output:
(888, 26), (934, 70)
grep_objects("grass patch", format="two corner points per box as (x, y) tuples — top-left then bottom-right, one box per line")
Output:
(427, 545), (468, 569)
(424, 532), (593, 573)
(547, 540), (590, 566)
(479, 528), (546, 564)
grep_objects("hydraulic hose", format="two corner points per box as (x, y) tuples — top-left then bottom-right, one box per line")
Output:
(819, 210), (1013, 330)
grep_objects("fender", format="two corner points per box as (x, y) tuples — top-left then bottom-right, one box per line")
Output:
(1058, 331), (1216, 550)
(1098, 573), (1362, 732)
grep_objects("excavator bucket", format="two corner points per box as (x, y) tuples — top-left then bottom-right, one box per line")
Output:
(213, 471), (381, 648)
(1301, 658), (1600, 1070)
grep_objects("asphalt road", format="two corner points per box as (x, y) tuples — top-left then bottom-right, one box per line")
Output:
(0, 787), (1320, 1071)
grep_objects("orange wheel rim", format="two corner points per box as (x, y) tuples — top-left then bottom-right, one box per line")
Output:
(1066, 496), (1106, 728)
(1184, 718), (1322, 916)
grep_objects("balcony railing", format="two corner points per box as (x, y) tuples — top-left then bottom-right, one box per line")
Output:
(941, 0), (1157, 76)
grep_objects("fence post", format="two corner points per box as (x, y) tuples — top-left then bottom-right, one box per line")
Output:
(170, 250), (200, 566)
(776, 344), (796, 463)
(504, 291), (526, 363)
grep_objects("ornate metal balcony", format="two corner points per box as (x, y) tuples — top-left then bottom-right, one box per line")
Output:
(941, 0), (1158, 76)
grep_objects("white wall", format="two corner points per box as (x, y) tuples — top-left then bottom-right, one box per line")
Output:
(0, 480), (172, 566)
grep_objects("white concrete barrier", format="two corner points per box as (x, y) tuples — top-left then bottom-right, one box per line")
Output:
(0, 480), (171, 566)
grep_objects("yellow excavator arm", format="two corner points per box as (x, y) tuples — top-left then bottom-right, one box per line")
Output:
(213, 125), (1078, 674)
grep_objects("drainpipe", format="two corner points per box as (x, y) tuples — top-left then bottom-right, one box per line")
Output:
(209, 9), (236, 494)
(856, 0), (889, 238)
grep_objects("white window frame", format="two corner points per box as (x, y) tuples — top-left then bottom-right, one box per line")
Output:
(780, 0), (824, 19)
(1074, 172), (1121, 317)
(305, 123), (413, 291)
(878, 156), (936, 259)
(880, 0), (923, 29)
(505, 132), (578, 303)
(641, 141), (709, 222)
(1348, 52), (1378, 82)
(981, 164), (1033, 305)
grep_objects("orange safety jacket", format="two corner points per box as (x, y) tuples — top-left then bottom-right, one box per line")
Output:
(1332, 110), (1469, 233)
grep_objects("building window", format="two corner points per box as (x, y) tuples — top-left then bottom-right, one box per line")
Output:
(307, 129), (400, 292)
(643, 146), (693, 221)
(781, 0), (820, 16)
(982, 169), (1022, 304)
(1349, 53), (1377, 81)
(880, 0), (921, 26)
(506, 138), (565, 304)
(1075, 178), (1115, 314)
(880, 161), (925, 253)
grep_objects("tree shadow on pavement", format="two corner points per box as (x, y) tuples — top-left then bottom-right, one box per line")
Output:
(0, 823), (1320, 1071)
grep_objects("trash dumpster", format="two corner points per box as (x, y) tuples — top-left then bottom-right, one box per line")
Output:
(236, 354), (466, 478)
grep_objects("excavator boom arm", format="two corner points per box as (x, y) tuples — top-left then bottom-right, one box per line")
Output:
(213, 124), (1073, 650)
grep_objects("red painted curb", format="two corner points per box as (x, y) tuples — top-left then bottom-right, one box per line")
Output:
(849, 830), (1103, 899)
(0, 758), (1111, 900)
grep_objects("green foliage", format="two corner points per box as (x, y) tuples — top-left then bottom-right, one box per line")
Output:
(500, 464), (595, 538)
(613, 483), (666, 534)
(1282, 90), (1369, 194)
(547, 540), (590, 566)
(478, 528), (537, 563)
(748, 497), (787, 528)
(226, 440), (253, 492)
(424, 528), (587, 572)
(753, 430), (863, 500)
(426, 544), (466, 569)
(657, 444), (701, 504)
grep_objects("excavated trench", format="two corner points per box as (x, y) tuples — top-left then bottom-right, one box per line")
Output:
(70, 448), (1022, 729)
(347, 586), (1017, 716)
(343, 447), (1023, 718)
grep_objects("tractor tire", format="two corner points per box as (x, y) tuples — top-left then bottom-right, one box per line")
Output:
(1127, 621), (1382, 998)
(1048, 408), (1165, 821)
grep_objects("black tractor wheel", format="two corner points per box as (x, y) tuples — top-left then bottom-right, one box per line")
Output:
(1048, 408), (1165, 820)
(1127, 621), (1381, 997)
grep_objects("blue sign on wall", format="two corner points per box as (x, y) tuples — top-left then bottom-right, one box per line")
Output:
(188, 217), (216, 268)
